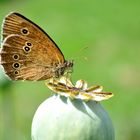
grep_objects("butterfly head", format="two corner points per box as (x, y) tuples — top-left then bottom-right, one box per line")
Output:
(64, 60), (73, 69)
(55, 60), (73, 78)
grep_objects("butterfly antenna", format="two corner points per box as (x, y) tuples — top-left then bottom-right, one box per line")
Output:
(69, 45), (90, 63)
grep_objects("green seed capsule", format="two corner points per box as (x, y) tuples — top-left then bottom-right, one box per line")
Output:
(31, 95), (115, 140)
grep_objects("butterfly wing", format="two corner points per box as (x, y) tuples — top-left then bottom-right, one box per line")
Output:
(0, 12), (65, 80)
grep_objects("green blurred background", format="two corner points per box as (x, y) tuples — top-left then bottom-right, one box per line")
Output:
(0, 0), (140, 140)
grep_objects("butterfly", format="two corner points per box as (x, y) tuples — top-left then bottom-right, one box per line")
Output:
(0, 12), (73, 81)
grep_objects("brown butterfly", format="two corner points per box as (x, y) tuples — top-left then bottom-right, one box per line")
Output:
(0, 12), (73, 81)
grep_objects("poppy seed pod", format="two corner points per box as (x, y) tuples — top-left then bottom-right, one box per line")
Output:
(31, 78), (114, 140)
(31, 95), (115, 140)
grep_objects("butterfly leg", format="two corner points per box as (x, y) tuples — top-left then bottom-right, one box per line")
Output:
(65, 72), (73, 88)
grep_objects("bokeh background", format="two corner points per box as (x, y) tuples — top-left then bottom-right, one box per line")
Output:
(0, 0), (140, 140)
